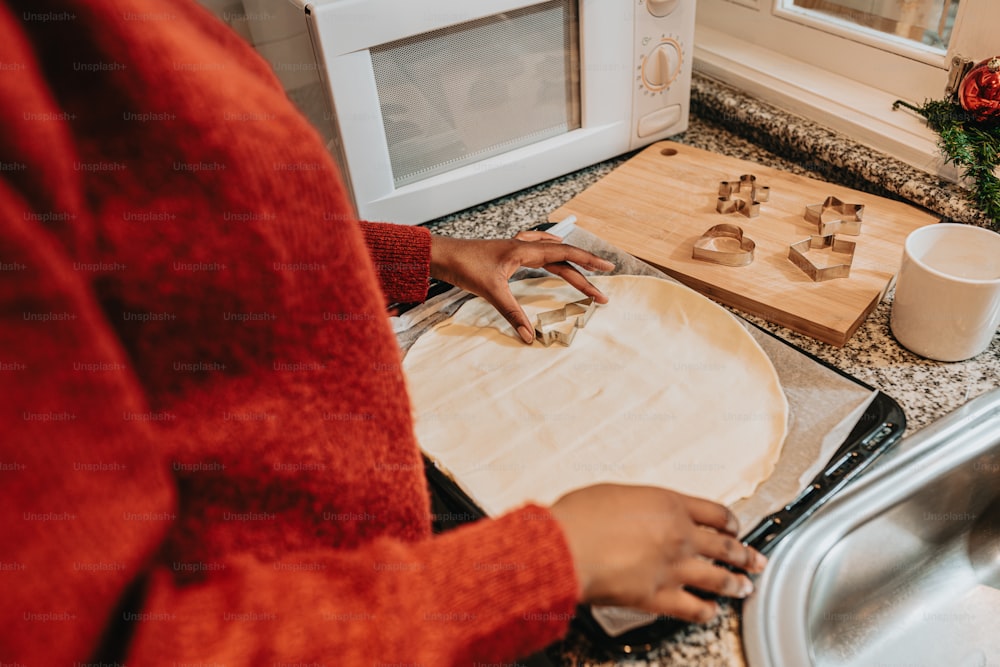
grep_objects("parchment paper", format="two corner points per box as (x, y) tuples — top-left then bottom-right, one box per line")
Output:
(394, 227), (876, 532)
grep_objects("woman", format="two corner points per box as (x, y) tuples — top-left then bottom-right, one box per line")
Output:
(0, 1), (765, 664)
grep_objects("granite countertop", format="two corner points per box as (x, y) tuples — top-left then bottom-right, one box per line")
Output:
(422, 74), (1000, 667)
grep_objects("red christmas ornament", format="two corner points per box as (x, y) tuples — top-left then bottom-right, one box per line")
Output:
(958, 56), (1000, 123)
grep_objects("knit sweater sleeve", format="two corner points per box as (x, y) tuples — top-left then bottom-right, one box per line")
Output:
(358, 220), (433, 304)
(128, 510), (578, 666)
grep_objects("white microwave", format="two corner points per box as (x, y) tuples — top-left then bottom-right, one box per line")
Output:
(229, 0), (696, 224)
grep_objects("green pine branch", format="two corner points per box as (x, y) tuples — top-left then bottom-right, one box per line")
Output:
(894, 99), (1000, 228)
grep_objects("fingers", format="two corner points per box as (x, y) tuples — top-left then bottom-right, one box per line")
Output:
(485, 288), (535, 344)
(514, 230), (563, 243)
(646, 557), (755, 623)
(675, 558), (754, 600)
(680, 495), (767, 573)
(544, 263), (610, 304)
(681, 495), (740, 536)
(513, 241), (615, 274)
(537, 244), (616, 273)
(649, 588), (721, 624)
(695, 530), (768, 574)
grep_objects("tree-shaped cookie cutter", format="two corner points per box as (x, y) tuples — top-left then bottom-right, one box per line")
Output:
(804, 196), (864, 236)
(717, 174), (771, 218)
(533, 298), (597, 347)
(788, 234), (857, 281)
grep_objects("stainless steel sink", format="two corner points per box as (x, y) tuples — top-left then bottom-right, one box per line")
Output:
(743, 387), (1000, 667)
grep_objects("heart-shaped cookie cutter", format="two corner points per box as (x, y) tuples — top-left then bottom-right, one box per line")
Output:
(533, 297), (597, 347)
(717, 174), (771, 218)
(788, 234), (856, 281)
(804, 196), (864, 236)
(692, 224), (756, 267)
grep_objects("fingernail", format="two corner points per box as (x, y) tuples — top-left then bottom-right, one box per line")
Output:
(517, 326), (534, 344)
(754, 551), (768, 570)
(739, 577), (754, 597)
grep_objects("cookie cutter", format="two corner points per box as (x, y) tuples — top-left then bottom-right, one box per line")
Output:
(692, 223), (755, 267)
(717, 174), (771, 218)
(533, 298), (597, 347)
(804, 196), (864, 236)
(788, 234), (857, 281)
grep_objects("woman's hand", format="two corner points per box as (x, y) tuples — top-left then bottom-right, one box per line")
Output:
(429, 232), (615, 344)
(549, 484), (767, 623)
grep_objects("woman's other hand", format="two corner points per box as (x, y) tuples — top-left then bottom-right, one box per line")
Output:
(549, 484), (767, 623)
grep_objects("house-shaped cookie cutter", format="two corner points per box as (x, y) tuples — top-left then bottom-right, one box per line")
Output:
(788, 234), (857, 281)
(533, 298), (597, 347)
(717, 174), (771, 218)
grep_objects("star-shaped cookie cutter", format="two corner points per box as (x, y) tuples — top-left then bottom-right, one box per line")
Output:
(804, 196), (864, 236)
(717, 174), (770, 218)
(788, 234), (856, 281)
(692, 223), (755, 267)
(533, 298), (597, 347)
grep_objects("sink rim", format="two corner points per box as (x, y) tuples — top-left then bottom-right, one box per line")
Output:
(742, 387), (1000, 667)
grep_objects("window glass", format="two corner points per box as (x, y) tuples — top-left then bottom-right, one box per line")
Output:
(787, 0), (960, 50)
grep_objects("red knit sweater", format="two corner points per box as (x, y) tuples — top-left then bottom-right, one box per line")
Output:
(0, 1), (578, 664)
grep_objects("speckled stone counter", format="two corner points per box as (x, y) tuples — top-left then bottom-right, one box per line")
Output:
(422, 74), (1000, 667)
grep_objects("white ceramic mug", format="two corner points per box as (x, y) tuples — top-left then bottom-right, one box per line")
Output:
(890, 223), (1000, 362)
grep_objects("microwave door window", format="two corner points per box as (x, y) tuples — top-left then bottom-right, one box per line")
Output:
(369, 0), (580, 188)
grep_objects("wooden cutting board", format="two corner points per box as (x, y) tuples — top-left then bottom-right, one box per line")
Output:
(549, 141), (939, 346)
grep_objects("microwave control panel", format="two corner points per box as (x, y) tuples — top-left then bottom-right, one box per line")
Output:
(631, 0), (695, 145)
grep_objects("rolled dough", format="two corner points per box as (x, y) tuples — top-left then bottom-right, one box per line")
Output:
(402, 275), (788, 516)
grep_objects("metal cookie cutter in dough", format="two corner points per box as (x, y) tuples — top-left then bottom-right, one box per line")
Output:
(692, 223), (756, 267)
(717, 174), (771, 218)
(533, 298), (598, 347)
(804, 196), (865, 236)
(788, 234), (857, 281)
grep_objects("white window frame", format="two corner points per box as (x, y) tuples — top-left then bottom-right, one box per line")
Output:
(693, 0), (999, 179)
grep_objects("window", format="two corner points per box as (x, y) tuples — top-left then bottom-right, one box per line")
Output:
(694, 0), (999, 175)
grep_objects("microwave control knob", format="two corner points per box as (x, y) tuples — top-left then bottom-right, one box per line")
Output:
(645, 0), (680, 17)
(641, 40), (683, 91)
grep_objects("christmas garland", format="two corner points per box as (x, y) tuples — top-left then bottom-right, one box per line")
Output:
(893, 56), (1000, 228)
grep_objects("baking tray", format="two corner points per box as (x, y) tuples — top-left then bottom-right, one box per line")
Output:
(399, 224), (905, 656)
(423, 333), (904, 654)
